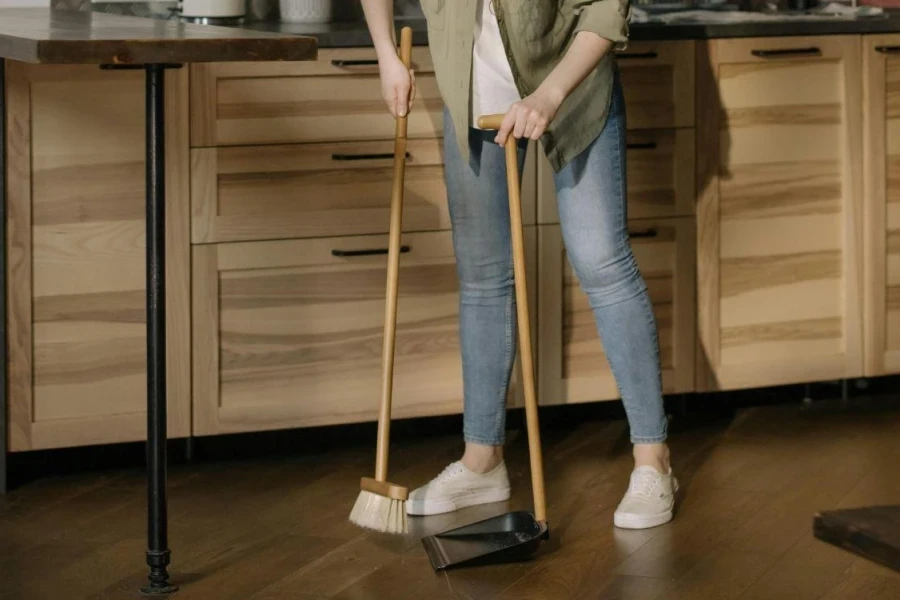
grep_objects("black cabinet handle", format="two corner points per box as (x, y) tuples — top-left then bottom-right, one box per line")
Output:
(332, 152), (410, 161)
(751, 47), (822, 58)
(331, 59), (379, 67)
(616, 51), (658, 60)
(876, 46), (900, 55)
(626, 142), (658, 150)
(332, 246), (411, 258)
(628, 229), (658, 239)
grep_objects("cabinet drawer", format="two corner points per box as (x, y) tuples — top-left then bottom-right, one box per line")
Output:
(617, 40), (695, 130)
(537, 129), (695, 224)
(192, 231), (465, 435)
(538, 218), (696, 406)
(191, 47), (442, 147)
(191, 139), (449, 243)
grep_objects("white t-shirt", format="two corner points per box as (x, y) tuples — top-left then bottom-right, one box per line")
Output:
(471, 0), (521, 128)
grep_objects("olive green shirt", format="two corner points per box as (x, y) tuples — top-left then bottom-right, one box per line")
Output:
(419, 0), (630, 172)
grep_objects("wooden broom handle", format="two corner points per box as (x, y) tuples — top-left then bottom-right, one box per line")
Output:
(375, 26), (414, 483)
(478, 113), (547, 524)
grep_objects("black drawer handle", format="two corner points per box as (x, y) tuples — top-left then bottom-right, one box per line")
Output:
(626, 142), (658, 150)
(629, 229), (658, 239)
(332, 246), (411, 258)
(751, 47), (822, 58)
(332, 152), (410, 161)
(876, 46), (900, 55)
(331, 59), (379, 67)
(616, 51), (658, 60)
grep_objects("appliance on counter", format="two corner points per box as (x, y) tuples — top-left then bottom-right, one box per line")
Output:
(175, 0), (246, 24)
(279, 0), (332, 23)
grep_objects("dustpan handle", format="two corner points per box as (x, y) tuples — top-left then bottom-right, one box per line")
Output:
(477, 114), (547, 524)
(375, 26), (414, 483)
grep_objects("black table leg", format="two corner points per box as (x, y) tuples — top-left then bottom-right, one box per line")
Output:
(142, 62), (176, 596)
(0, 58), (7, 497)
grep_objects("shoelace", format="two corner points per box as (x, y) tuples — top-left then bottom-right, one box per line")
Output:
(628, 469), (660, 499)
(435, 462), (466, 484)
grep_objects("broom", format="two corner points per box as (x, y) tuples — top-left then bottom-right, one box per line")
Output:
(349, 26), (414, 535)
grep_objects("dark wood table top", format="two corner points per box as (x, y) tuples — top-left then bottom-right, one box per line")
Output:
(0, 8), (317, 65)
(814, 505), (900, 573)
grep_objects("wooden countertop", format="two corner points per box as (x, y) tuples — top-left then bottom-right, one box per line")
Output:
(0, 8), (317, 65)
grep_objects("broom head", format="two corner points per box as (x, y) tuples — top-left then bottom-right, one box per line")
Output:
(349, 477), (409, 535)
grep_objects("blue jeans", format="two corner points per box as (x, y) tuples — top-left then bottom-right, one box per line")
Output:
(443, 73), (667, 447)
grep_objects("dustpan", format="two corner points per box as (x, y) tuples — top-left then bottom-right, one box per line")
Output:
(423, 511), (550, 570)
(421, 114), (550, 571)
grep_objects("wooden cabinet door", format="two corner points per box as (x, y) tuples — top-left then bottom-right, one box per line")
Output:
(192, 232), (462, 435)
(191, 139), (450, 244)
(193, 228), (536, 435)
(190, 48), (442, 147)
(5, 64), (191, 450)
(696, 37), (864, 391)
(863, 35), (900, 376)
(538, 218), (696, 406)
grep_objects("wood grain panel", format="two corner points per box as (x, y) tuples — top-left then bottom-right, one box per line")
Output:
(866, 35), (900, 375)
(697, 36), (864, 390)
(7, 60), (34, 451)
(536, 128), (695, 224)
(190, 48), (440, 147)
(617, 40), (695, 130)
(6, 64), (190, 451)
(191, 139), (450, 243)
(538, 218), (695, 407)
(194, 232), (461, 435)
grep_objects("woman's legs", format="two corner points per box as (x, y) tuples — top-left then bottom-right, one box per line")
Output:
(552, 73), (674, 517)
(406, 109), (527, 516)
(445, 111), (528, 461)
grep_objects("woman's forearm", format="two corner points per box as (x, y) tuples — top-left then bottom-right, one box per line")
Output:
(537, 31), (614, 106)
(360, 0), (398, 60)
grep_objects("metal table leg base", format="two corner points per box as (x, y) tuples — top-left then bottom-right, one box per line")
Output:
(142, 549), (177, 595)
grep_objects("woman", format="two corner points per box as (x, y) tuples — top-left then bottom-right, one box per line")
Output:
(360, 0), (677, 530)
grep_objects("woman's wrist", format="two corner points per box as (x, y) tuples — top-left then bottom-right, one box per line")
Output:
(535, 81), (568, 111)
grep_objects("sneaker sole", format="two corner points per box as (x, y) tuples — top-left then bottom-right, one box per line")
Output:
(613, 508), (674, 530)
(406, 487), (511, 516)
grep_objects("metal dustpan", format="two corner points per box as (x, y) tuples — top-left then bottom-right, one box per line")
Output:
(422, 511), (550, 570)
(421, 114), (550, 572)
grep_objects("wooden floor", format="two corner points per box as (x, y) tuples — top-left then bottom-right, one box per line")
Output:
(3, 396), (900, 600)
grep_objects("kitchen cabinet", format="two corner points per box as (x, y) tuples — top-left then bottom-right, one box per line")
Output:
(5, 64), (191, 450)
(538, 218), (696, 406)
(695, 36), (865, 391)
(863, 35), (900, 376)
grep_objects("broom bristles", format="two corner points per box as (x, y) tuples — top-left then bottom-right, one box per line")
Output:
(349, 490), (408, 535)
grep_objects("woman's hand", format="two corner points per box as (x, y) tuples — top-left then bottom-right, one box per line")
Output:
(379, 54), (416, 118)
(494, 87), (564, 146)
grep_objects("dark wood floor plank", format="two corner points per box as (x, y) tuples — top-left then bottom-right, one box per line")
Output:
(660, 548), (778, 600)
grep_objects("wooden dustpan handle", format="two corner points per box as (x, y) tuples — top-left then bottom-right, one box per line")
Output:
(375, 26), (414, 483)
(476, 114), (547, 524)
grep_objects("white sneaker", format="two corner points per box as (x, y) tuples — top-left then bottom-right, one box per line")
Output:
(406, 461), (511, 516)
(613, 465), (678, 530)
